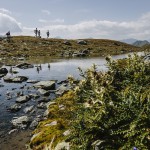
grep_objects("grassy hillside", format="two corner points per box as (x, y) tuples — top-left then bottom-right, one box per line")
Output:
(0, 36), (142, 60)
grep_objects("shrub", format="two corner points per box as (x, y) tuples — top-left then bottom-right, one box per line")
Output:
(68, 54), (150, 150)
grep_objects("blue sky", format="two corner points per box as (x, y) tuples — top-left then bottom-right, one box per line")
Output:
(0, 0), (150, 40)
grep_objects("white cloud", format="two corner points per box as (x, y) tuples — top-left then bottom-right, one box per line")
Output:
(0, 8), (12, 15)
(41, 10), (51, 15)
(18, 11), (150, 40)
(0, 13), (22, 34)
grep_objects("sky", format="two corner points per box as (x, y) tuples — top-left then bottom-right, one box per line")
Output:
(0, 0), (150, 40)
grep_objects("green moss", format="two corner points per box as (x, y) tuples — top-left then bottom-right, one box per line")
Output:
(30, 91), (76, 149)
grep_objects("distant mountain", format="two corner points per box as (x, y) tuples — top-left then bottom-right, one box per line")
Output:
(132, 40), (149, 47)
(120, 38), (138, 44)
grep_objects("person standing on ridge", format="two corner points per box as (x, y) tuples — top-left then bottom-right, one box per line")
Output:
(46, 30), (50, 38)
(38, 30), (41, 38)
(34, 28), (38, 37)
(6, 31), (11, 42)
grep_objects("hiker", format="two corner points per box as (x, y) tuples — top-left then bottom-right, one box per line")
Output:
(46, 30), (50, 38)
(6, 31), (11, 42)
(34, 28), (38, 37)
(38, 30), (41, 38)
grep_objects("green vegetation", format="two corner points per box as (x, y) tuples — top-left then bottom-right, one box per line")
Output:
(0, 36), (142, 61)
(30, 54), (150, 150)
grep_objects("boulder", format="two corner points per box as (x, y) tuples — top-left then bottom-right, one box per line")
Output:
(23, 105), (34, 113)
(56, 84), (70, 96)
(63, 40), (71, 45)
(37, 102), (46, 109)
(77, 40), (87, 45)
(0, 68), (8, 75)
(34, 81), (55, 90)
(16, 95), (31, 103)
(11, 116), (31, 129)
(16, 63), (34, 69)
(8, 103), (22, 112)
(29, 120), (39, 129)
(38, 88), (50, 96)
(3, 76), (28, 83)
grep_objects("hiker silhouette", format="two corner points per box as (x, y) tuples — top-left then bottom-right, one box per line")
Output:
(34, 28), (38, 37)
(46, 30), (50, 38)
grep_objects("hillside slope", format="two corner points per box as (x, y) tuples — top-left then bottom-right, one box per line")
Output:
(0, 36), (142, 60)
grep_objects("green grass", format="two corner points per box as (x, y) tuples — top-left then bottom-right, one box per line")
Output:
(0, 36), (142, 60)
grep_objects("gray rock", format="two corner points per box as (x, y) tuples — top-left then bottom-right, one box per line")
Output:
(63, 40), (71, 45)
(29, 120), (39, 129)
(45, 120), (57, 127)
(16, 63), (34, 69)
(63, 130), (71, 136)
(9, 103), (22, 112)
(29, 94), (40, 99)
(77, 40), (87, 45)
(16, 95), (31, 103)
(34, 81), (55, 90)
(38, 88), (50, 96)
(11, 116), (31, 129)
(55, 141), (70, 150)
(27, 80), (39, 83)
(0, 68), (8, 74)
(37, 102), (46, 109)
(23, 105), (34, 113)
(3, 76), (28, 83)
(56, 84), (70, 96)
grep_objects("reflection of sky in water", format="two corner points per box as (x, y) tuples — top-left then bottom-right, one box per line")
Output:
(4, 57), (107, 82)
(2, 53), (137, 82)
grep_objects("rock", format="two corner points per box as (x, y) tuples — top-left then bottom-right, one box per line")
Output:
(0, 74), (6, 78)
(82, 49), (90, 54)
(34, 81), (55, 90)
(3, 76), (28, 83)
(29, 116), (42, 129)
(16, 95), (31, 103)
(38, 88), (50, 96)
(45, 121), (57, 126)
(37, 102), (46, 109)
(16, 63), (34, 69)
(55, 141), (70, 150)
(63, 130), (71, 136)
(23, 105), (34, 113)
(38, 97), (50, 103)
(0, 68), (8, 74)
(18, 57), (25, 61)
(29, 94), (40, 99)
(12, 76), (28, 82)
(27, 80), (39, 83)
(59, 104), (65, 110)
(56, 84), (70, 96)
(63, 40), (71, 45)
(29, 120), (39, 129)
(8, 103), (22, 112)
(11, 116), (31, 129)
(77, 40), (87, 45)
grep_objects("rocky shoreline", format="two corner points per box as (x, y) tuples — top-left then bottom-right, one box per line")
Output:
(0, 63), (71, 150)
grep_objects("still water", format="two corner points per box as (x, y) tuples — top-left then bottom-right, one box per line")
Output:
(0, 53), (135, 135)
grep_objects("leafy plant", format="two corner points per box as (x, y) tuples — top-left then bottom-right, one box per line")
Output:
(68, 54), (150, 150)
